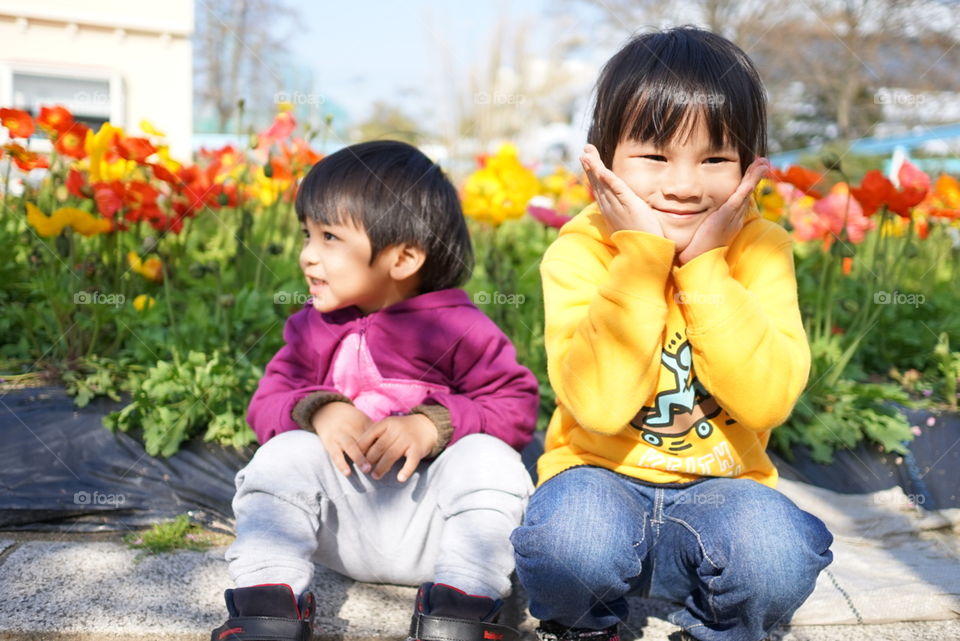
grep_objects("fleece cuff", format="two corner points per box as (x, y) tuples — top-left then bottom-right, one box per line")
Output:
(411, 403), (453, 457)
(291, 391), (353, 430)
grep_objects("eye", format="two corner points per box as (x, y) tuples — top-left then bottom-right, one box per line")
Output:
(642, 432), (663, 447)
(300, 227), (309, 241)
(641, 154), (667, 162)
(322, 231), (338, 241)
(695, 421), (713, 438)
(704, 157), (732, 164)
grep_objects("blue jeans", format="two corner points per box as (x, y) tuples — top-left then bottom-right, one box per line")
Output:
(511, 466), (833, 641)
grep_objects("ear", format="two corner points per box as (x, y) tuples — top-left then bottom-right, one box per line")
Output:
(386, 242), (427, 282)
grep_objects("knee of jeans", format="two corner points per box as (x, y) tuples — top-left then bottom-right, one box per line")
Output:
(725, 503), (833, 606)
(512, 514), (642, 597)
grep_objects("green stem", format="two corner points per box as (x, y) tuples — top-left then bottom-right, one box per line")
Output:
(161, 263), (181, 367)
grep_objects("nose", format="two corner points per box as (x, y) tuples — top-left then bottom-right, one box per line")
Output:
(300, 240), (320, 267)
(661, 165), (702, 201)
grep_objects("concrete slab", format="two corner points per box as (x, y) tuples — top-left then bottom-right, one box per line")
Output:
(0, 540), (957, 641)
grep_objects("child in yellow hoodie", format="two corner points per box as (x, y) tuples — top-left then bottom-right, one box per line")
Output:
(511, 27), (833, 641)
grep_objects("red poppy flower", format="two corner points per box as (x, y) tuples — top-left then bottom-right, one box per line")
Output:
(66, 168), (90, 198)
(124, 181), (160, 211)
(210, 182), (242, 208)
(37, 106), (74, 136)
(92, 181), (125, 218)
(0, 108), (34, 138)
(850, 164), (929, 218)
(54, 122), (90, 159)
(4, 143), (49, 170)
(122, 182), (165, 228)
(115, 136), (157, 163)
(772, 165), (826, 198)
(149, 162), (179, 184)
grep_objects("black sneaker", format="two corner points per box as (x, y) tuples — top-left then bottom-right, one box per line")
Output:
(211, 583), (315, 641)
(408, 582), (520, 641)
(535, 620), (620, 641)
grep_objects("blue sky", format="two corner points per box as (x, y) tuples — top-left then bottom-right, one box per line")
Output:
(288, 0), (581, 125)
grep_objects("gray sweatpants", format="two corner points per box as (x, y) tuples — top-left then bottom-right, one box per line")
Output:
(225, 429), (533, 599)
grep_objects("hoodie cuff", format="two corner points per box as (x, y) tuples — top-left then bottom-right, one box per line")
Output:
(291, 391), (353, 430)
(412, 403), (453, 457)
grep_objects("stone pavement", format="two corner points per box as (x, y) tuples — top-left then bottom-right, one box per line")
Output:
(0, 535), (957, 641)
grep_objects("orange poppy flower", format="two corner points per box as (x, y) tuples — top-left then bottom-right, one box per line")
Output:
(917, 175), (960, 220)
(282, 138), (322, 171)
(842, 256), (853, 276)
(37, 105), (74, 136)
(772, 165), (826, 198)
(54, 122), (90, 159)
(3, 143), (49, 171)
(0, 108), (34, 138)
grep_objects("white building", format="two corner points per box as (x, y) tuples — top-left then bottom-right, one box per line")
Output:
(0, 0), (193, 159)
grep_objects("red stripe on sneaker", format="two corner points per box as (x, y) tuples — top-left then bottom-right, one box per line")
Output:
(484, 632), (504, 640)
(219, 626), (244, 639)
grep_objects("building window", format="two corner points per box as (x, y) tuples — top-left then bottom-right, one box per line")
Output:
(12, 71), (114, 130)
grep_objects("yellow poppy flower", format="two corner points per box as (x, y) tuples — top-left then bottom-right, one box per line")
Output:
(462, 144), (539, 226)
(25, 202), (111, 237)
(755, 179), (785, 222)
(139, 119), (166, 138)
(127, 251), (164, 282)
(132, 294), (156, 311)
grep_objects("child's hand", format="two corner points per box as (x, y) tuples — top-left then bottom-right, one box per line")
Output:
(580, 144), (664, 237)
(357, 414), (439, 483)
(676, 157), (771, 265)
(311, 401), (373, 476)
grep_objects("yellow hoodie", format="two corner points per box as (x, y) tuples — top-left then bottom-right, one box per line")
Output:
(538, 203), (810, 488)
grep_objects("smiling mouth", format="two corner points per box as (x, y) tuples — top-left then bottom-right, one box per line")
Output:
(654, 207), (707, 216)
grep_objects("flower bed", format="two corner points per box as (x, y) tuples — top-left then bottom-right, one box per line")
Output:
(2, 106), (958, 463)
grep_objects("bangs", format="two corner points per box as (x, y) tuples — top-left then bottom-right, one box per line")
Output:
(588, 26), (767, 173)
(295, 156), (402, 231)
(623, 87), (735, 153)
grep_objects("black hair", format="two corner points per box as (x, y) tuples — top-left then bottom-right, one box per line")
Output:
(295, 140), (473, 292)
(588, 26), (767, 174)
